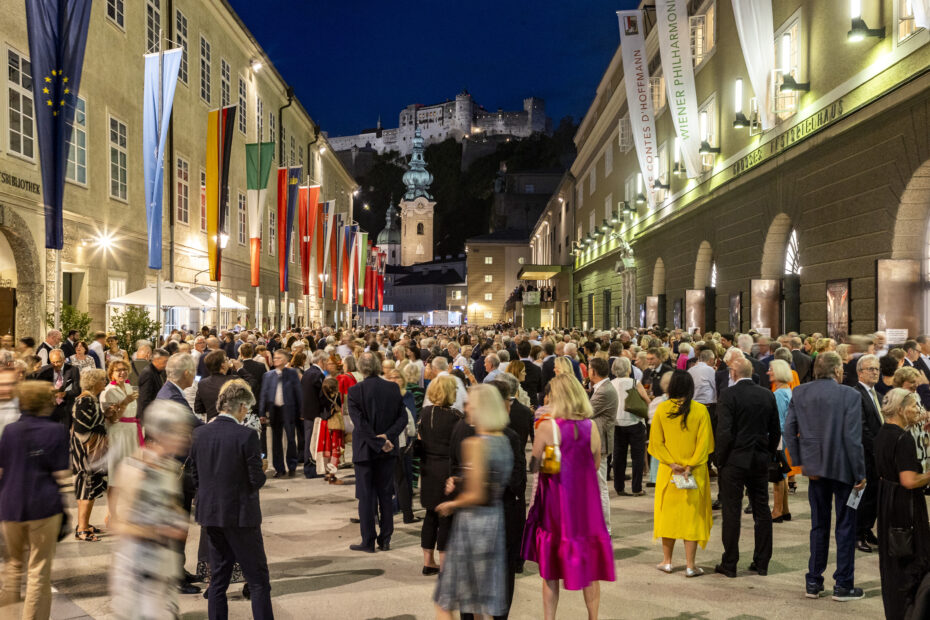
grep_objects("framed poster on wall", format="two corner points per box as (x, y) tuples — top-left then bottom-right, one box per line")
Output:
(876, 259), (921, 337)
(729, 292), (741, 333)
(826, 279), (850, 341)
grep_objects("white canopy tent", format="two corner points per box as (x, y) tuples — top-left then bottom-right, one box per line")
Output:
(188, 287), (249, 310)
(107, 282), (208, 309)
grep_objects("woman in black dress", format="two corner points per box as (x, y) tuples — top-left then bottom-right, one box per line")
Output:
(417, 375), (463, 576)
(875, 388), (930, 619)
(71, 369), (110, 541)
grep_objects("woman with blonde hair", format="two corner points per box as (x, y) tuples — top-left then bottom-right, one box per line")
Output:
(767, 359), (794, 521)
(101, 360), (140, 526)
(434, 384), (513, 619)
(504, 360), (532, 408)
(522, 375), (614, 620)
(553, 356), (574, 379)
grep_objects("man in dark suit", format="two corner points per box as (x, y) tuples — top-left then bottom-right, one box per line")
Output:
(738, 334), (770, 390)
(516, 340), (542, 408)
(300, 350), (327, 478)
(784, 352), (867, 602)
(195, 350), (236, 422)
(190, 380), (272, 620)
(643, 348), (674, 397)
(346, 352), (407, 553)
(790, 337), (813, 383)
(714, 357), (781, 578)
(238, 343), (267, 456)
(490, 374), (533, 449)
(852, 354), (883, 552)
(915, 335), (930, 383)
(258, 349), (303, 477)
(196, 336), (221, 379)
(540, 341), (557, 394)
(136, 348), (168, 424)
(33, 349), (81, 427)
(715, 349), (761, 399)
(60, 329), (80, 359)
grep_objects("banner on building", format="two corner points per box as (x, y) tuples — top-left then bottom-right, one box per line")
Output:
(655, 0), (702, 178)
(315, 201), (327, 297)
(277, 166), (302, 292)
(357, 232), (368, 305)
(245, 141), (274, 286)
(617, 10), (657, 209)
(342, 225), (357, 305)
(731, 0), (776, 130)
(320, 201), (334, 298)
(206, 105), (237, 281)
(298, 185), (320, 295)
(25, 0), (93, 250)
(377, 250), (387, 311)
(365, 243), (377, 309)
(331, 213), (343, 301)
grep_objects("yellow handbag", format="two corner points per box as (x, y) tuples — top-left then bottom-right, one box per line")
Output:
(540, 418), (561, 475)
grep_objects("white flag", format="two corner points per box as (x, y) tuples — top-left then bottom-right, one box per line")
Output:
(731, 0), (776, 130)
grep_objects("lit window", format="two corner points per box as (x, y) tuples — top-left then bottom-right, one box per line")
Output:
(785, 229), (801, 275)
(238, 77), (247, 134)
(691, 1), (716, 68)
(199, 169), (207, 232)
(618, 114), (633, 153)
(484, 311), (494, 319)
(485, 293), (493, 301)
(146, 0), (160, 53)
(176, 157), (189, 224)
(484, 256), (493, 265)
(220, 59), (230, 108)
(238, 192), (247, 244)
(710, 262), (718, 288)
(525, 184), (535, 193)
(773, 18), (800, 121)
(651, 74), (666, 114)
(484, 275), (493, 283)
(200, 36), (211, 104)
(7, 49), (34, 159)
(107, 0), (124, 28)
(108, 116), (128, 200)
(452, 290), (462, 300)
(175, 10), (188, 84)
(899, 0), (919, 41)
(698, 94), (717, 172)
(66, 97), (87, 184)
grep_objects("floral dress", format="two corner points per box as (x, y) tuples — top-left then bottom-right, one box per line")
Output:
(71, 395), (108, 500)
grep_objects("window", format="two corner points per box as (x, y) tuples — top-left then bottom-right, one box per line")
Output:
(238, 77), (247, 134)
(220, 59), (230, 108)
(199, 36), (211, 104)
(268, 210), (276, 254)
(698, 94), (717, 171)
(417, 222), (424, 235)
(383, 304), (394, 312)
(146, 0), (160, 53)
(484, 256), (493, 265)
(7, 49), (34, 159)
(604, 142), (613, 177)
(588, 170), (596, 195)
(484, 275), (493, 283)
(604, 194), (613, 222)
(257, 96), (264, 140)
(452, 290), (462, 300)
(107, 276), (126, 330)
(656, 142), (668, 201)
(624, 174), (638, 217)
(651, 74), (666, 114)
(576, 185), (584, 209)
(175, 10), (188, 84)
(298, 146), (303, 167)
(484, 311), (493, 319)
(899, 0), (920, 41)
(484, 293), (493, 301)
(710, 261), (718, 288)
(176, 157), (189, 224)
(269, 112), (275, 158)
(785, 229), (801, 275)
(524, 183), (535, 193)
(289, 135), (295, 165)
(199, 169), (207, 232)
(108, 116), (128, 200)
(589, 211), (596, 236)
(66, 97), (87, 184)
(618, 114), (633, 153)
(773, 17), (800, 120)
(107, 0), (124, 28)
(691, 1), (716, 67)
(238, 192), (246, 244)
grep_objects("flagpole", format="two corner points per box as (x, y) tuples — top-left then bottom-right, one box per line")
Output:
(155, 30), (163, 340)
(53, 251), (61, 329)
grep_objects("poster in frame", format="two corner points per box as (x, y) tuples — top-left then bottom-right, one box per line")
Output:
(826, 278), (850, 341)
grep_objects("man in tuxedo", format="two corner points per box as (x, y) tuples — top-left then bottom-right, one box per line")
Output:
(784, 352), (866, 602)
(346, 352), (407, 553)
(300, 350), (327, 478)
(136, 348), (168, 424)
(195, 350), (236, 422)
(852, 354), (883, 552)
(643, 348), (674, 397)
(258, 349), (302, 477)
(33, 349), (80, 427)
(60, 329), (80, 359)
(714, 357), (781, 578)
(190, 380), (273, 620)
(588, 357), (618, 534)
(790, 337), (813, 383)
(516, 340), (541, 408)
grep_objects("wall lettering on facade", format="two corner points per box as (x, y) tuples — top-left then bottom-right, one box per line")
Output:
(0, 172), (40, 195)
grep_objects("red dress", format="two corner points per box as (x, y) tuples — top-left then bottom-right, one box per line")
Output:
(317, 375), (355, 455)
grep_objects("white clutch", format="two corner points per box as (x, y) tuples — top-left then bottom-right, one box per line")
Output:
(672, 474), (698, 490)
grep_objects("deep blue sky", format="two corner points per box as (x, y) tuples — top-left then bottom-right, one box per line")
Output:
(227, 0), (639, 137)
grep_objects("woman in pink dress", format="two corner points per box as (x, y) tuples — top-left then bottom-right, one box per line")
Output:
(522, 374), (615, 620)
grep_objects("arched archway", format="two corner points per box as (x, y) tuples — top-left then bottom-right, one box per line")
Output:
(890, 161), (930, 334)
(652, 257), (666, 295)
(694, 241), (713, 289)
(760, 213), (793, 279)
(0, 204), (43, 338)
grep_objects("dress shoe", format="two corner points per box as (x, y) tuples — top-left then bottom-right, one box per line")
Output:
(377, 542), (391, 551)
(863, 530), (879, 545)
(178, 583), (201, 595)
(242, 583), (250, 600)
(617, 490), (632, 496)
(714, 564), (736, 578)
(832, 585), (865, 601)
(350, 517), (360, 524)
(632, 491), (646, 497)
(856, 539), (872, 553)
(287, 469), (297, 478)
(712, 499), (721, 511)
(184, 570), (200, 584)
(748, 562), (767, 576)
(422, 566), (440, 576)
(403, 515), (423, 524)
(806, 583), (825, 599)
(349, 543), (376, 553)
(772, 513), (792, 523)
(685, 567), (704, 578)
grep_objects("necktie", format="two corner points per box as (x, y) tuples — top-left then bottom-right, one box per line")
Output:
(871, 389), (882, 424)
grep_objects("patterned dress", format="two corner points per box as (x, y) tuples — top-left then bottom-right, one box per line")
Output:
(71, 395), (108, 500)
(434, 434), (513, 616)
(68, 355), (97, 374)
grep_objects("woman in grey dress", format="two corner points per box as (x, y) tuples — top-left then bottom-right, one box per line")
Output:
(434, 384), (513, 619)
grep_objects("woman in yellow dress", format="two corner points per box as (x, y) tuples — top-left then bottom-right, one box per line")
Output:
(648, 369), (714, 577)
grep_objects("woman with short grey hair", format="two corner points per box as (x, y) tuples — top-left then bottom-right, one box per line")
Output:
(216, 379), (256, 418)
(610, 356), (651, 497)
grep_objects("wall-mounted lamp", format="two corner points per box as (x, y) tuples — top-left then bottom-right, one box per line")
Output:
(733, 78), (750, 128)
(250, 58), (263, 72)
(320, 146), (327, 154)
(779, 74), (810, 93)
(653, 179), (670, 191)
(601, 219), (611, 232)
(699, 111), (721, 154)
(848, 0), (885, 41)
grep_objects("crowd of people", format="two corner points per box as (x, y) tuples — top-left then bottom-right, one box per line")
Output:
(0, 323), (929, 618)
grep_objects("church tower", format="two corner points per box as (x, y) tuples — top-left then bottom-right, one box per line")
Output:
(376, 198), (401, 266)
(399, 127), (436, 266)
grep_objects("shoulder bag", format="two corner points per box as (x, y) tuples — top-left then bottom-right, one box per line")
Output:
(327, 394), (345, 432)
(625, 382), (648, 419)
(540, 418), (561, 475)
(885, 431), (915, 559)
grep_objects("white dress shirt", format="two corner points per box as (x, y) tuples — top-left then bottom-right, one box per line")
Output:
(274, 369), (284, 406)
(688, 361), (718, 405)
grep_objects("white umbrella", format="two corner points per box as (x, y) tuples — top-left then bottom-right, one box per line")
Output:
(188, 286), (249, 310)
(107, 282), (208, 308)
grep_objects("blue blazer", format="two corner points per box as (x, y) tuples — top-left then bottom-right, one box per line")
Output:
(258, 367), (303, 421)
(156, 381), (193, 412)
(190, 416), (265, 527)
(783, 378), (865, 485)
(346, 376), (407, 463)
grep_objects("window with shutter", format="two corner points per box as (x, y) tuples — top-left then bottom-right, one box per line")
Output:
(618, 115), (633, 153)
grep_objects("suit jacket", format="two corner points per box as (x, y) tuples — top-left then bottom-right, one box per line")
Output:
(645, 363), (674, 396)
(715, 379), (781, 470)
(519, 358), (542, 408)
(136, 364), (166, 423)
(916, 357), (930, 384)
(60, 339), (76, 359)
(300, 364), (325, 421)
(507, 399), (535, 450)
(195, 373), (236, 421)
(156, 381), (193, 412)
(783, 378), (865, 484)
(257, 367), (302, 422)
(715, 366), (760, 399)
(33, 364), (81, 424)
(842, 358), (859, 388)
(853, 382), (883, 461)
(190, 416), (265, 527)
(589, 379), (618, 456)
(346, 376), (407, 463)
(541, 355), (556, 392)
(744, 352), (770, 390)
(128, 359), (149, 387)
(195, 348), (216, 379)
(791, 349), (813, 383)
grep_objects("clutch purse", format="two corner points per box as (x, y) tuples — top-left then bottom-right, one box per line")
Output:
(672, 474), (698, 490)
(540, 418), (561, 475)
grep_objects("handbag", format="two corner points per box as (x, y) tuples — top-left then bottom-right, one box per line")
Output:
(886, 432), (916, 559)
(768, 450), (791, 484)
(327, 396), (345, 432)
(540, 418), (561, 475)
(625, 383), (648, 419)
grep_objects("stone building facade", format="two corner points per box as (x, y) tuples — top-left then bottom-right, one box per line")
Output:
(0, 0), (357, 337)
(466, 230), (530, 326)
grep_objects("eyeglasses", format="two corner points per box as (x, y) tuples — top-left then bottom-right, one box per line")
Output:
(863, 367), (880, 372)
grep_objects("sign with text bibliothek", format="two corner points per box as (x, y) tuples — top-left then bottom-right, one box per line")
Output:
(617, 10), (657, 210)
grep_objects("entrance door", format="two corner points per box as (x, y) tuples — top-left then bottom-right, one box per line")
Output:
(587, 293), (594, 329)
(0, 288), (15, 335)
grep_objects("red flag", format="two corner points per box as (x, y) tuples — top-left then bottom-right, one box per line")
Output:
(316, 202), (327, 297)
(298, 185), (320, 295)
(366, 244), (378, 309)
(377, 250), (386, 311)
(330, 214), (342, 301)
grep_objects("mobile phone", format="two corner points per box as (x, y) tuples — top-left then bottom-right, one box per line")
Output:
(453, 365), (462, 370)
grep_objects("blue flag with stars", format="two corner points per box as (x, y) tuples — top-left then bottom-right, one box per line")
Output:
(25, 0), (93, 250)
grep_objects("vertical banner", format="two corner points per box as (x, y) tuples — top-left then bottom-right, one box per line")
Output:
(377, 250), (387, 311)
(277, 166), (301, 292)
(25, 0), (93, 250)
(366, 244), (378, 309)
(731, 0), (776, 130)
(357, 232), (368, 305)
(245, 141), (274, 286)
(655, 0), (702, 178)
(314, 200), (327, 297)
(206, 105), (237, 281)
(143, 48), (183, 269)
(320, 201), (334, 298)
(298, 185), (320, 296)
(617, 10), (657, 209)
(342, 225), (357, 305)
(331, 213), (343, 300)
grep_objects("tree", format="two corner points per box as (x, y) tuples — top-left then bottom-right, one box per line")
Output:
(46, 303), (93, 339)
(109, 306), (160, 352)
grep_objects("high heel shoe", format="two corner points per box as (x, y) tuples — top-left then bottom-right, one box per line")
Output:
(773, 513), (792, 523)
(656, 563), (673, 574)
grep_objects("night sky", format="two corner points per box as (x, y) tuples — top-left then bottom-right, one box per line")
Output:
(227, 0), (639, 137)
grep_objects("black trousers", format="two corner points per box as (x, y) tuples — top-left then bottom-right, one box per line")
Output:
(857, 458), (878, 538)
(355, 457), (396, 548)
(705, 403), (718, 468)
(269, 406), (297, 474)
(613, 423), (646, 494)
(393, 449), (414, 520)
(718, 462), (772, 571)
(205, 525), (273, 620)
(421, 508), (452, 551)
(302, 418), (320, 478)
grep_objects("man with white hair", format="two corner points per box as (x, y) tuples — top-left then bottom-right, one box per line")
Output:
(562, 342), (583, 382)
(36, 329), (61, 366)
(423, 357), (467, 412)
(738, 334), (769, 390)
(483, 354), (503, 384)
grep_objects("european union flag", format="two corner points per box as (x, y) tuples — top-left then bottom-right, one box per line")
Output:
(25, 0), (93, 250)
